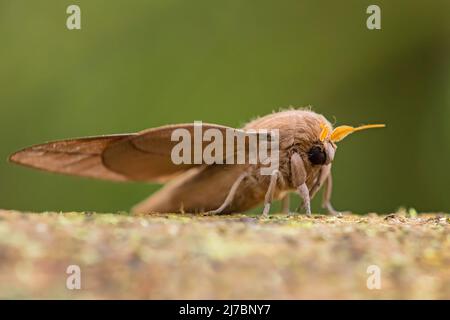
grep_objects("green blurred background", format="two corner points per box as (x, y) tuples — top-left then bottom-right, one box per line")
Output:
(0, 0), (449, 214)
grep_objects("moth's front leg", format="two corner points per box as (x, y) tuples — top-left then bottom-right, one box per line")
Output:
(309, 164), (331, 199)
(290, 153), (311, 216)
(262, 170), (280, 217)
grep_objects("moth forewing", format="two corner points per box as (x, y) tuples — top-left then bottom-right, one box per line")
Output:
(8, 134), (133, 181)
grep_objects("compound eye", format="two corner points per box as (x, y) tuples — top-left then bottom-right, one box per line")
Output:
(308, 146), (327, 165)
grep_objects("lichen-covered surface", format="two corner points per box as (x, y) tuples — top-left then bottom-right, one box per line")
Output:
(0, 209), (448, 299)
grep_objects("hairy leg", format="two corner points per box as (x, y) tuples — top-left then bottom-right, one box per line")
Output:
(207, 171), (248, 215)
(309, 164), (331, 199)
(290, 153), (311, 215)
(262, 170), (280, 216)
(298, 183), (311, 216)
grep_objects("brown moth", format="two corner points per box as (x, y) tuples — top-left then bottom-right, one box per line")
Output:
(9, 109), (385, 216)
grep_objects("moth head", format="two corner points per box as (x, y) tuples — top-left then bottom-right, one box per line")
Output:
(309, 121), (385, 166)
(307, 144), (328, 166)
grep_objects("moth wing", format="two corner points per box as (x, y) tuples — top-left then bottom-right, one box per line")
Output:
(102, 123), (254, 182)
(9, 134), (133, 181)
(10, 123), (261, 183)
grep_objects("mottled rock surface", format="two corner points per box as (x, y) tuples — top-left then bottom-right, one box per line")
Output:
(0, 210), (448, 299)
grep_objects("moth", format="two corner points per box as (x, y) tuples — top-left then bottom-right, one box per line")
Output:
(9, 109), (385, 216)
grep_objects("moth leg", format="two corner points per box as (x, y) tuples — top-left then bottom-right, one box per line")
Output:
(281, 194), (290, 214)
(207, 171), (248, 215)
(298, 184), (311, 216)
(262, 170), (280, 217)
(309, 164), (331, 199)
(322, 173), (341, 216)
(290, 153), (311, 216)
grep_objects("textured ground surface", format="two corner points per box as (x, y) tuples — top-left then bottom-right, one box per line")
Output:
(0, 209), (449, 299)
